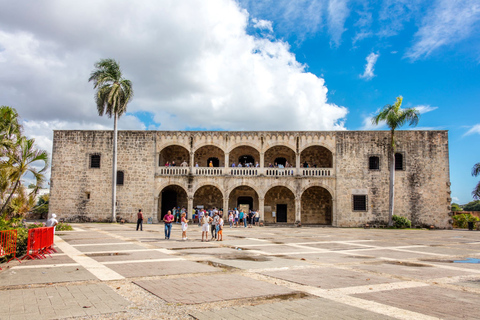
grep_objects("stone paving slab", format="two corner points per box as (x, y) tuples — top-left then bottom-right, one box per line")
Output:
(352, 261), (480, 280)
(106, 260), (219, 277)
(354, 285), (480, 319)
(0, 266), (97, 286)
(307, 242), (375, 251)
(261, 266), (398, 289)
(16, 254), (76, 266)
(345, 248), (434, 260)
(150, 241), (218, 249)
(72, 243), (144, 253)
(135, 273), (295, 304)
(207, 255), (311, 270)
(296, 252), (378, 264)
(63, 238), (125, 245)
(241, 244), (320, 254)
(2, 283), (129, 319)
(190, 296), (395, 320)
(85, 249), (172, 262)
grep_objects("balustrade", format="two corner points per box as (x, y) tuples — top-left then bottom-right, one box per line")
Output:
(228, 167), (259, 176)
(265, 168), (295, 176)
(194, 167), (224, 176)
(157, 167), (189, 176)
(156, 166), (333, 177)
(301, 168), (331, 177)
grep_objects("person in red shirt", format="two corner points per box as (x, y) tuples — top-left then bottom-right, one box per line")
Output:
(136, 209), (144, 231)
(163, 210), (174, 239)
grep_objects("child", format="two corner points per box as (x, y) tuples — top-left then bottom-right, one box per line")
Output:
(217, 215), (224, 241)
(181, 213), (189, 240)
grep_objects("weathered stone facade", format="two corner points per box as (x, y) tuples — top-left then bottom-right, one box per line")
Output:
(49, 130), (452, 228)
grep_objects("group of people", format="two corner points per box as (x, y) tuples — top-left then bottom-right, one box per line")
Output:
(157, 206), (260, 241)
(231, 162), (259, 168)
(164, 160), (189, 167)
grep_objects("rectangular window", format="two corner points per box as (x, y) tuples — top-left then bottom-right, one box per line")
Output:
(353, 195), (367, 211)
(395, 153), (403, 171)
(369, 156), (379, 170)
(117, 171), (124, 185)
(90, 154), (101, 168)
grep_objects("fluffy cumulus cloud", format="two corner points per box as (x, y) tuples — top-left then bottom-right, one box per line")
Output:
(360, 52), (379, 80)
(0, 1), (348, 153)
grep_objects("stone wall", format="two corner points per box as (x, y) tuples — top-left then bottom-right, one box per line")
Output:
(264, 186), (296, 223)
(301, 187), (332, 224)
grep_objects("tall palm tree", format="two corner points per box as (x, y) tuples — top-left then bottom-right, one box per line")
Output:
(0, 137), (48, 216)
(372, 96), (420, 226)
(89, 59), (133, 222)
(0, 105), (21, 156)
(473, 162), (480, 200)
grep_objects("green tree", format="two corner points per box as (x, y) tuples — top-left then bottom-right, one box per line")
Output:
(372, 96), (420, 226)
(451, 203), (462, 212)
(472, 162), (480, 200)
(0, 137), (49, 216)
(33, 193), (49, 219)
(464, 200), (480, 212)
(89, 58), (133, 222)
(0, 105), (22, 155)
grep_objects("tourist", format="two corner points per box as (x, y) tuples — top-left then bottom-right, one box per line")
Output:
(268, 163), (273, 168)
(212, 212), (220, 240)
(249, 210), (255, 227)
(234, 208), (239, 227)
(209, 160), (213, 167)
(171, 161), (176, 166)
(217, 215), (224, 241)
(255, 162), (259, 167)
(198, 209), (204, 226)
(239, 209), (244, 228)
(255, 210), (259, 225)
(228, 210), (233, 228)
(243, 210), (248, 228)
(46, 214), (58, 234)
(165, 161), (170, 167)
(195, 162), (199, 167)
(180, 160), (188, 167)
(181, 206), (187, 219)
(238, 163), (242, 167)
(163, 210), (174, 239)
(173, 207), (179, 223)
(181, 212), (189, 240)
(303, 161), (308, 168)
(231, 162), (236, 167)
(201, 213), (212, 242)
(136, 209), (143, 231)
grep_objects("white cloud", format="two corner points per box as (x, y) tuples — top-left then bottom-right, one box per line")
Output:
(361, 115), (385, 130)
(252, 18), (273, 32)
(405, 0), (480, 60)
(414, 105), (438, 114)
(465, 124), (480, 136)
(0, 0), (348, 156)
(327, 0), (350, 47)
(360, 52), (379, 80)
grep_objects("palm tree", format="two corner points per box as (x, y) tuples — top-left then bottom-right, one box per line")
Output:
(372, 96), (420, 226)
(0, 106), (21, 156)
(88, 59), (133, 222)
(0, 137), (48, 216)
(473, 162), (480, 200)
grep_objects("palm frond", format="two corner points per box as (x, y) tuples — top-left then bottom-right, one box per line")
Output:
(473, 181), (480, 200)
(472, 163), (480, 177)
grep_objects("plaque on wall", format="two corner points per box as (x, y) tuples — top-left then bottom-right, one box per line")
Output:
(264, 206), (272, 212)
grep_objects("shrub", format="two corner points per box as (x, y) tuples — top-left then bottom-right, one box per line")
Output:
(56, 222), (73, 231)
(28, 222), (45, 229)
(392, 215), (412, 228)
(453, 213), (479, 229)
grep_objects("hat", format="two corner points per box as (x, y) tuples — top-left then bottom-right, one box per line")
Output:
(52, 214), (57, 218)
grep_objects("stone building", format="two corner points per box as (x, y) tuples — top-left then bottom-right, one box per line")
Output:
(49, 130), (452, 228)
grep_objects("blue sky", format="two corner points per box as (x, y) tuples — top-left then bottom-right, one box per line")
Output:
(0, 0), (479, 204)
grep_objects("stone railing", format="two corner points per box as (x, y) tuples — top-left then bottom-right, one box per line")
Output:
(228, 167), (259, 176)
(265, 168), (296, 176)
(157, 167), (189, 175)
(300, 168), (332, 177)
(194, 167), (224, 176)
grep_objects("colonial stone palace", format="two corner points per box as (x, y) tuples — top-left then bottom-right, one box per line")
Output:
(49, 130), (452, 228)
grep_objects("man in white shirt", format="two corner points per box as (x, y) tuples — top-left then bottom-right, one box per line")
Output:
(46, 214), (59, 234)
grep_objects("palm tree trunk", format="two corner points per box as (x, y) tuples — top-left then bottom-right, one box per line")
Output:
(388, 131), (395, 227)
(112, 113), (118, 222)
(0, 179), (21, 215)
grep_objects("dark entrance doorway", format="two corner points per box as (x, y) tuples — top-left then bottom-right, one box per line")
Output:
(237, 196), (253, 211)
(276, 204), (287, 222)
(207, 157), (220, 167)
(161, 190), (177, 219)
(238, 155), (254, 167)
(274, 157), (287, 166)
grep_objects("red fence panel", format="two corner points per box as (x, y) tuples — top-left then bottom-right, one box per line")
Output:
(21, 227), (57, 261)
(0, 229), (21, 270)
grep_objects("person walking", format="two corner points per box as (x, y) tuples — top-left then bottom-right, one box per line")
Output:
(217, 215), (224, 241)
(163, 210), (174, 239)
(136, 209), (144, 231)
(181, 212), (189, 240)
(228, 210), (233, 228)
(46, 214), (59, 235)
(201, 213), (212, 242)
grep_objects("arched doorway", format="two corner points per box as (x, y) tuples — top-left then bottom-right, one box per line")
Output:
(194, 185), (223, 211)
(229, 146), (260, 167)
(158, 185), (188, 220)
(274, 157), (287, 166)
(228, 186), (259, 213)
(195, 145), (225, 167)
(264, 146), (295, 167)
(301, 186), (332, 225)
(238, 155), (254, 167)
(264, 186), (295, 223)
(207, 157), (220, 167)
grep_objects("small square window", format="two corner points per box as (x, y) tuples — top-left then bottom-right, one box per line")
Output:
(353, 195), (367, 211)
(369, 156), (379, 170)
(90, 154), (101, 168)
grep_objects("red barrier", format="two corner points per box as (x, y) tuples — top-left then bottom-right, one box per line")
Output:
(22, 227), (56, 261)
(0, 229), (21, 270)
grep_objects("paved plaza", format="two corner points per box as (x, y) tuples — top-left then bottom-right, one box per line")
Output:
(2, 224), (480, 319)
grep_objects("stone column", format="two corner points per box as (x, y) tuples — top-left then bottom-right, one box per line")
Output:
(260, 152), (265, 168)
(153, 196), (159, 223)
(295, 196), (301, 225)
(187, 196), (193, 220)
(259, 197), (265, 224)
(225, 153), (229, 168)
(223, 197), (229, 218)
(296, 153), (301, 176)
(190, 152), (194, 173)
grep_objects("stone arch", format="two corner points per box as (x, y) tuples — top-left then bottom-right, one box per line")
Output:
(301, 186), (333, 225)
(300, 145), (333, 168)
(226, 182), (261, 198)
(155, 181), (189, 197)
(193, 185), (224, 211)
(264, 186), (296, 224)
(264, 145), (296, 167)
(159, 145), (190, 166)
(260, 181), (296, 197)
(194, 145), (225, 167)
(226, 142), (261, 154)
(300, 182), (335, 198)
(158, 184), (188, 221)
(299, 143), (334, 154)
(228, 185), (259, 212)
(229, 145), (261, 167)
